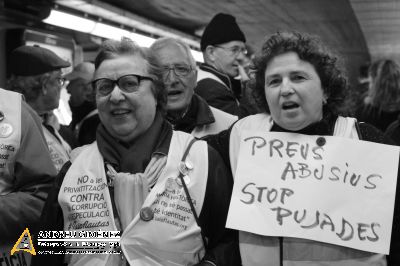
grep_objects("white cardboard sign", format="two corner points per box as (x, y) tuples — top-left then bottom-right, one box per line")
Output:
(227, 131), (399, 254)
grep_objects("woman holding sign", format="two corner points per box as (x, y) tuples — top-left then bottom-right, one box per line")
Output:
(32, 38), (239, 266)
(208, 31), (399, 265)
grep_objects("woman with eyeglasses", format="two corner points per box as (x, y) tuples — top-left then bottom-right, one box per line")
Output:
(32, 38), (240, 266)
(7, 45), (72, 172)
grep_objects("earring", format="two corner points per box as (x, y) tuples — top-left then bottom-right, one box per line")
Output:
(322, 98), (327, 105)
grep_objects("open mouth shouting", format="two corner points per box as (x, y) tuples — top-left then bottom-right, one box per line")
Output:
(281, 101), (300, 111)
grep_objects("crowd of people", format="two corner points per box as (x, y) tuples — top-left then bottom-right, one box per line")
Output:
(0, 11), (399, 266)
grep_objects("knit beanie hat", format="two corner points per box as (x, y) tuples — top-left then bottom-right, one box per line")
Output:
(200, 13), (246, 51)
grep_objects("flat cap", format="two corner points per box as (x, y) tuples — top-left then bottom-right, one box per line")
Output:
(10, 45), (71, 76)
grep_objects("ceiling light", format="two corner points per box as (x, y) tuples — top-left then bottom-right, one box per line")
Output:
(43, 9), (95, 33)
(43, 9), (203, 62)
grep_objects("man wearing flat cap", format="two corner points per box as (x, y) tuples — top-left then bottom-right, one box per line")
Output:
(65, 62), (100, 146)
(195, 13), (256, 118)
(7, 45), (72, 172)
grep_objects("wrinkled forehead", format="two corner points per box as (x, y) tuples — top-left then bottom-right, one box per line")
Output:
(156, 43), (194, 66)
(265, 52), (317, 76)
(94, 55), (149, 80)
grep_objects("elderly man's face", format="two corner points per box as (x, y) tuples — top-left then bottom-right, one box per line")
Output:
(155, 44), (196, 115)
(41, 70), (64, 112)
(212, 40), (247, 77)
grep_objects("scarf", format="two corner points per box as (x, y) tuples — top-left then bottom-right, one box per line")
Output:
(96, 112), (172, 230)
(96, 111), (170, 173)
(167, 96), (198, 133)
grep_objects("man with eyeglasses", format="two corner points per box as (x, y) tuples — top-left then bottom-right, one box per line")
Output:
(150, 37), (237, 138)
(7, 45), (72, 172)
(196, 13), (257, 118)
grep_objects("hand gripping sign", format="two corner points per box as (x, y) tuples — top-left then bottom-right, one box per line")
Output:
(227, 131), (399, 254)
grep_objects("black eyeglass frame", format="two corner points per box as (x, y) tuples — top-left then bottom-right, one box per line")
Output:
(161, 64), (194, 78)
(214, 45), (248, 56)
(91, 74), (154, 96)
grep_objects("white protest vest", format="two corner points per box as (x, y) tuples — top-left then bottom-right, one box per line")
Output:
(0, 89), (21, 195)
(197, 68), (227, 88)
(229, 113), (386, 266)
(191, 106), (238, 138)
(59, 130), (208, 266)
(0, 89), (29, 266)
(42, 125), (71, 172)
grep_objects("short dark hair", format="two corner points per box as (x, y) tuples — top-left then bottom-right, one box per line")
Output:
(94, 38), (167, 114)
(249, 31), (348, 116)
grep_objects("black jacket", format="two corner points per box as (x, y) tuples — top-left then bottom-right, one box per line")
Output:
(195, 63), (257, 118)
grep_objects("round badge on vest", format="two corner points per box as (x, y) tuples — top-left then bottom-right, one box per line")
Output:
(0, 123), (13, 138)
(185, 160), (194, 170)
(316, 136), (326, 146)
(140, 207), (154, 222)
(165, 177), (180, 193)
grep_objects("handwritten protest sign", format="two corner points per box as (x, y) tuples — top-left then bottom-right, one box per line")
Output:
(227, 131), (399, 254)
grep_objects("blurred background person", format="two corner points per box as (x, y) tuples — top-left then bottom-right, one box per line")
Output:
(0, 88), (56, 262)
(385, 115), (400, 145)
(196, 13), (257, 118)
(33, 38), (239, 266)
(348, 61), (370, 114)
(7, 45), (72, 171)
(355, 59), (400, 132)
(150, 37), (237, 138)
(65, 62), (100, 146)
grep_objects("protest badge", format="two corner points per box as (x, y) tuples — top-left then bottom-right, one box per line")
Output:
(226, 131), (399, 254)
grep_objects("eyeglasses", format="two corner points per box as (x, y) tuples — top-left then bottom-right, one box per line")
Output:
(92, 74), (154, 96)
(215, 45), (248, 56)
(162, 64), (193, 78)
(57, 77), (67, 86)
(48, 77), (66, 87)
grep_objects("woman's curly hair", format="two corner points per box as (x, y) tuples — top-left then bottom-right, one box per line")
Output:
(94, 37), (167, 115)
(249, 31), (348, 116)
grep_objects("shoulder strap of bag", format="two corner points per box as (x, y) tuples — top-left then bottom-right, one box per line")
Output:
(179, 138), (209, 250)
(355, 121), (363, 140)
